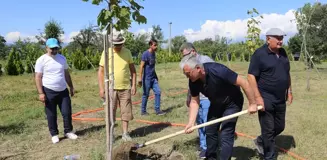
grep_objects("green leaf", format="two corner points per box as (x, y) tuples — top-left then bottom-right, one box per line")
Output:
(137, 15), (147, 24)
(120, 7), (130, 17)
(92, 0), (102, 5)
(104, 10), (111, 20)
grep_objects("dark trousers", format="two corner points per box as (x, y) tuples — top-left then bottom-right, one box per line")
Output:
(257, 99), (286, 160)
(43, 87), (73, 136)
(205, 96), (243, 160)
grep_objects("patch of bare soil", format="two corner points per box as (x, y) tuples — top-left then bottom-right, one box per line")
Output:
(112, 142), (184, 160)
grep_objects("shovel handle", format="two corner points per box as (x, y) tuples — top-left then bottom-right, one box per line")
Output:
(143, 106), (263, 146)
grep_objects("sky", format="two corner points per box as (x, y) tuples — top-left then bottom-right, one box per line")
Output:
(1, 0), (325, 44)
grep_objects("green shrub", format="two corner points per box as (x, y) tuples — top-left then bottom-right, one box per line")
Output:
(222, 53), (228, 62)
(5, 48), (24, 75)
(231, 53), (236, 61)
(72, 49), (91, 70)
(240, 53), (245, 62)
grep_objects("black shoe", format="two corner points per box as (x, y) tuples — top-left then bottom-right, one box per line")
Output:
(156, 110), (166, 116)
(141, 112), (149, 116)
(253, 138), (264, 155)
(199, 149), (206, 159)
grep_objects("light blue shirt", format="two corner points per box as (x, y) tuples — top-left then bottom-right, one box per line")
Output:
(196, 54), (214, 100)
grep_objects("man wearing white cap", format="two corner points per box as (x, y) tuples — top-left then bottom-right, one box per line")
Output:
(248, 28), (293, 159)
(98, 32), (137, 141)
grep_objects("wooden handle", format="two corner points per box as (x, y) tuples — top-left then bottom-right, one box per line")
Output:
(143, 105), (263, 146)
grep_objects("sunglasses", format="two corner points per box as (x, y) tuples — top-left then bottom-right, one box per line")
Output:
(49, 47), (59, 50)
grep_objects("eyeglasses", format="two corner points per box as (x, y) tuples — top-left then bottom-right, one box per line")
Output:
(182, 50), (192, 57)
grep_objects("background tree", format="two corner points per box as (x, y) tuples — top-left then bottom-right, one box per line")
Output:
(295, 2), (327, 64)
(35, 19), (65, 45)
(82, 0), (147, 31)
(72, 24), (103, 55)
(151, 25), (164, 49)
(288, 33), (302, 55)
(171, 35), (187, 54)
(123, 31), (148, 57)
(0, 35), (6, 59)
(245, 8), (263, 61)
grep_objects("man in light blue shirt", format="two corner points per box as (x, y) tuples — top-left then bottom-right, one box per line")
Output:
(180, 42), (214, 159)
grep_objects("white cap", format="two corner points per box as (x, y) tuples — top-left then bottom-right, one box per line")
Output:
(266, 28), (286, 36)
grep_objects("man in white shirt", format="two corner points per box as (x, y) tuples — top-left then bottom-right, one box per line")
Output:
(34, 38), (78, 144)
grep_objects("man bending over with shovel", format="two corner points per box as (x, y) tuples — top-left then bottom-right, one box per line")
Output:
(180, 53), (258, 160)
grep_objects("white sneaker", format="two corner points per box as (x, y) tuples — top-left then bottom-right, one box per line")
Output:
(122, 133), (132, 142)
(52, 135), (59, 144)
(65, 132), (78, 140)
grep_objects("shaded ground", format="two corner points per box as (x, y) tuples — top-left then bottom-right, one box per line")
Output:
(112, 142), (184, 160)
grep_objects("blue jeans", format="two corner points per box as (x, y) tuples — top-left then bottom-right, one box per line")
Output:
(197, 99), (210, 150)
(141, 78), (161, 113)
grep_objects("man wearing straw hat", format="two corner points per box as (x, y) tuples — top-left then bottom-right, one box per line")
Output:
(98, 31), (137, 142)
(248, 28), (293, 159)
(180, 53), (258, 160)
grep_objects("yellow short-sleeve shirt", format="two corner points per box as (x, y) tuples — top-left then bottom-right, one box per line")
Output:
(99, 47), (134, 89)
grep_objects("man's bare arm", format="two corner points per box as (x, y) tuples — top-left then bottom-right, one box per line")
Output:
(247, 74), (262, 99)
(139, 61), (145, 81)
(186, 89), (191, 107)
(64, 70), (74, 89)
(188, 96), (200, 125)
(129, 63), (137, 87)
(35, 72), (44, 94)
(288, 74), (292, 93)
(234, 75), (256, 105)
(98, 66), (105, 93)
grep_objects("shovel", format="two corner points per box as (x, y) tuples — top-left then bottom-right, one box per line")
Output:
(132, 105), (263, 150)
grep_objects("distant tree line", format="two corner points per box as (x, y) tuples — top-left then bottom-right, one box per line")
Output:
(1, 2), (326, 76)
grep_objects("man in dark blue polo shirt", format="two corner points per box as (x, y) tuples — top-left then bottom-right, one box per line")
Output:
(138, 39), (166, 116)
(248, 28), (293, 160)
(180, 53), (258, 160)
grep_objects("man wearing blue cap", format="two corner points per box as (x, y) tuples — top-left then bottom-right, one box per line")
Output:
(35, 38), (78, 144)
(248, 28), (293, 159)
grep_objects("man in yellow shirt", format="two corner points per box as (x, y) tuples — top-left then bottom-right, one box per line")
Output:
(98, 32), (137, 141)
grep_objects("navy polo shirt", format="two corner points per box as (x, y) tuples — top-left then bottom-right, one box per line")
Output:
(248, 44), (290, 103)
(189, 62), (242, 105)
(141, 50), (158, 80)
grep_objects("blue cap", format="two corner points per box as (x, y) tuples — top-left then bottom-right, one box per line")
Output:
(46, 38), (59, 48)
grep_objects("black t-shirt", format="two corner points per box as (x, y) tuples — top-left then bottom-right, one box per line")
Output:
(248, 44), (290, 103)
(189, 62), (242, 105)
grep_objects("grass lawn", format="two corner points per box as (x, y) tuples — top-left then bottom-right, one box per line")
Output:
(1, 61), (326, 160)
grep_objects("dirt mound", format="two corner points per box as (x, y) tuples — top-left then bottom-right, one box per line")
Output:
(112, 142), (184, 160)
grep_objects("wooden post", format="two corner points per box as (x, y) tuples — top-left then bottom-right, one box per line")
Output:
(103, 31), (111, 160)
(108, 22), (115, 160)
(103, 3), (115, 159)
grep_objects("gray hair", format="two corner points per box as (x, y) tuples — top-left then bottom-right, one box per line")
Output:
(179, 42), (197, 53)
(179, 53), (203, 70)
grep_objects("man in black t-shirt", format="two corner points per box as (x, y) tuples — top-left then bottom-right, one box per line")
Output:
(248, 28), (293, 160)
(180, 53), (258, 160)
